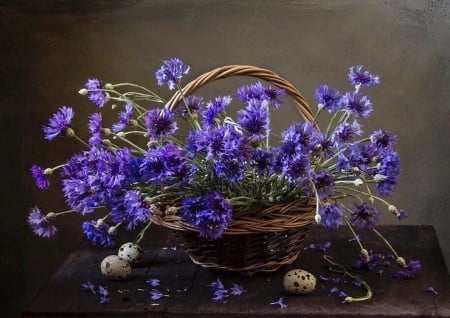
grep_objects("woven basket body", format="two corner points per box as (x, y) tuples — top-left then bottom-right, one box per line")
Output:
(150, 65), (316, 274)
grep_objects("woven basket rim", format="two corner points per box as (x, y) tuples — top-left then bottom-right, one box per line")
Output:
(150, 198), (315, 235)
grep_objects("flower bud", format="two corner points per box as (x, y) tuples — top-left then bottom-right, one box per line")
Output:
(130, 119), (138, 127)
(368, 196), (375, 204)
(66, 127), (75, 137)
(318, 103), (324, 110)
(388, 205), (398, 214)
(360, 249), (370, 262)
(116, 132), (125, 138)
(108, 226), (117, 235)
(111, 104), (117, 110)
(373, 174), (386, 182)
(78, 88), (88, 95)
(104, 83), (114, 90)
(96, 218), (104, 227)
(46, 212), (56, 219)
(44, 168), (53, 175)
(315, 214), (322, 224)
(102, 128), (112, 136)
(396, 256), (406, 267)
(353, 178), (363, 186)
(102, 139), (112, 146)
(166, 206), (177, 214)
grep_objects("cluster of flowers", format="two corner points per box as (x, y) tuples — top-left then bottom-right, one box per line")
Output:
(28, 58), (413, 274)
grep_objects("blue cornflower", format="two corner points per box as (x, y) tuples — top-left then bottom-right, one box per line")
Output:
(43, 106), (74, 141)
(230, 283), (245, 296)
(111, 190), (152, 230)
(85, 79), (108, 107)
(312, 133), (334, 158)
(262, 84), (285, 109)
(270, 297), (287, 309)
(250, 149), (275, 175)
(319, 203), (344, 228)
(112, 102), (134, 132)
(145, 108), (178, 139)
(201, 96), (233, 126)
(88, 112), (103, 146)
(82, 220), (115, 247)
(182, 192), (232, 240)
(215, 154), (245, 183)
(150, 289), (168, 300)
(370, 130), (397, 151)
(98, 285), (110, 304)
(281, 153), (311, 184)
(155, 58), (190, 90)
(237, 82), (266, 103)
(81, 281), (96, 294)
(147, 278), (160, 287)
(237, 99), (270, 140)
(331, 120), (363, 147)
(348, 65), (380, 89)
(177, 95), (204, 117)
(140, 143), (189, 185)
(397, 209), (408, 220)
(374, 151), (401, 196)
(315, 84), (342, 113)
(350, 202), (381, 230)
(340, 92), (373, 118)
(281, 122), (316, 155)
(393, 260), (422, 280)
(312, 171), (335, 199)
(27, 207), (57, 238)
(30, 165), (50, 189)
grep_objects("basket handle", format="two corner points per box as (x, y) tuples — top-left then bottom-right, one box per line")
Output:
(165, 65), (315, 124)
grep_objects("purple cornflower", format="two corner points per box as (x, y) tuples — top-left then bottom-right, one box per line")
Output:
(348, 65), (380, 89)
(81, 220), (115, 247)
(319, 203), (344, 229)
(82, 281), (96, 294)
(30, 165), (50, 190)
(98, 285), (110, 304)
(237, 82), (285, 108)
(270, 297), (287, 309)
(311, 171), (335, 199)
(27, 207), (57, 238)
(111, 190), (152, 230)
(281, 153), (311, 184)
(262, 84), (285, 109)
(340, 92), (373, 118)
(315, 84), (342, 113)
(147, 278), (160, 287)
(397, 209), (408, 220)
(250, 149), (275, 175)
(425, 286), (439, 295)
(370, 130), (397, 151)
(155, 58), (190, 90)
(281, 122), (316, 154)
(43, 106), (74, 141)
(112, 102), (134, 132)
(177, 95), (204, 117)
(350, 202), (381, 230)
(182, 192), (233, 240)
(237, 99), (270, 140)
(88, 112), (103, 146)
(393, 260), (422, 280)
(306, 241), (331, 253)
(150, 289), (167, 300)
(215, 154), (245, 183)
(209, 279), (228, 302)
(230, 283), (245, 296)
(374, 151), (401, 196)
(331, 120), (363, 147)
(145, 108), (178, 139)
(85, 79), (108, 107)
(201, 96), (233, 126)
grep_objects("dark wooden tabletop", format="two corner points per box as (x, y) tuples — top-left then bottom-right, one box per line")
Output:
(22, 225), (449, 317)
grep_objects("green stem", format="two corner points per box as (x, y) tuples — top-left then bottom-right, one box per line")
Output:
(372, 228), (401, 259)
(343, 216), (365, 252)
(134, 220), (152, 245)
(72, 134), (89, 148)
(324, 255), (373, 303)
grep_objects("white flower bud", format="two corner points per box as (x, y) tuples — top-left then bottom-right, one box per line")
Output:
(66, 127), (75, 137)
(318, 103), (324, 110)
(360, 249), (370, 262)
(116, 131), (125, 138)
(166, 206), (177, 214)
(108, 226), (117, 235)
(104, 83), (114, 90)
(102, 128), (112, 136)
(44, 168), (53, 175)
(374, 174), (387, 182)
(388, 205), (398, 214)
(368, 196), (375, 204)
(315, 214), (322, 224)
(130, 119), (138, 127)
(396, 256), (406, 267)
(78, 88), (88, 95)
(353, 178), (363, 186)
(111, 104), (117, 110)
(46, 212), (56, 219)
(96, 218), (104, 227)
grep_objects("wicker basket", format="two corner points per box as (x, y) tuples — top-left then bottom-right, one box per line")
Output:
(150, 65), (317, 274)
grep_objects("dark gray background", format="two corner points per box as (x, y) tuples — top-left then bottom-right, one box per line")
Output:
(1, 1), (449, 317)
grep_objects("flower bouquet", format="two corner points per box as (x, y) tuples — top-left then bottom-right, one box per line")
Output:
(29, 58), (418, 282)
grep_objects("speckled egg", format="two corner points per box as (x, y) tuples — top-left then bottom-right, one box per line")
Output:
(118, 242), (143, 263)
(100, 255), (131, 280)
(283, 269), (316, 295)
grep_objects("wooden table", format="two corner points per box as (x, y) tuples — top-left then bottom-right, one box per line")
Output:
(23, 225), (449, 317)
